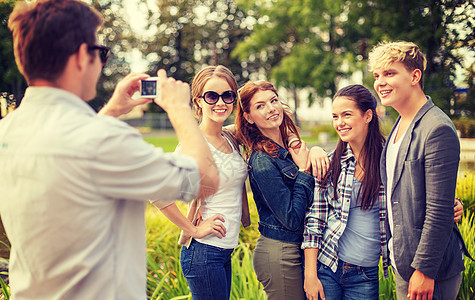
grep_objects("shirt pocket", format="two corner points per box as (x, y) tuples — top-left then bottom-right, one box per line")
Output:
(282, 164), (298, 180)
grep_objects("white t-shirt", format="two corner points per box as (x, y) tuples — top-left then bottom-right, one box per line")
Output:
(0, 87), (200, 300)
(386, 120), (406, 269)
(196, 136), (248, 249)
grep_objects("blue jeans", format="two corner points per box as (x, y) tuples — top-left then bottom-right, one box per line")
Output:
(316, 260), (379, 300)
(180, 240), (234, 300)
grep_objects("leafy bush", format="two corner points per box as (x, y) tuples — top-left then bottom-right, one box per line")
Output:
(378, 264), (396, 300)
(457, 172), (475, 214)
(457, 211), (475, 299)
(307, 124), (339, 143)
(453, 118), (475, 138)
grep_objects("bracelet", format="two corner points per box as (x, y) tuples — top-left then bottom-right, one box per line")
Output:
(298, 168), (311, 175)
(288, 137), (300, 148)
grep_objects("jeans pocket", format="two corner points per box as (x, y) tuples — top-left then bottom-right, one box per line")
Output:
(360, 266), (379, 281)
(180, 244), (194, 276)
(317, 262), (328, 272)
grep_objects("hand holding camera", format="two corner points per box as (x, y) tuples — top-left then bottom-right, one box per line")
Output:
(140, 77), (160, 98)
(99, 73), (152, 117)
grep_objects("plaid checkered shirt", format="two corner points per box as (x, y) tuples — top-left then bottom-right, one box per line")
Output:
(302, 144), (389, 277)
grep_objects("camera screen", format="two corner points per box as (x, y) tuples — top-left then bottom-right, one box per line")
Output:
(141, 80), (157, 96)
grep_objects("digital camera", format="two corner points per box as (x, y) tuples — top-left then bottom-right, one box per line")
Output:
(140, 77), (159, 98)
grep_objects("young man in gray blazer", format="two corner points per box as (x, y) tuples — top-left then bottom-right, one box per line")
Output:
(369, 41), (470, 300)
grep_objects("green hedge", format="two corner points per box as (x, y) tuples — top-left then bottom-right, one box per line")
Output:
(453, 118), (475, 138)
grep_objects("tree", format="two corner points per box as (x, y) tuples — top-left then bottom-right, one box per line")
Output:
(457, 63), (475, 117)
(87, 0), (139, 111)
(232, 0), (475, 122)
(0, 1), (137, 113)
(348, 0), (475, 116)
(135, 0), (253, 113)
(232, 0), (355, 123)
(0, 0), (27, 114)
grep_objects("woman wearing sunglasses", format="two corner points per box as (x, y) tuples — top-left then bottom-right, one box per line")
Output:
(158, 65), (250, 300)
(234, 80), (315, 300)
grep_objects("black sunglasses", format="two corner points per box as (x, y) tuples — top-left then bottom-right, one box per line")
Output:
(200, 90), (237, 105)
(88, 45), (110, 65)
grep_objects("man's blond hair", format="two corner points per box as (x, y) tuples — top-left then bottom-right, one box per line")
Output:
(368, 41), (427, 89)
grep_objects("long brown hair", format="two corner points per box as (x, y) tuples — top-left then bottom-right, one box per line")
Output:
(235, 81), (300, 158)
(322, 84), (385, 210)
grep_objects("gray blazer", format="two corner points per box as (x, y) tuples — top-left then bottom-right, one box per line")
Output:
(381, 97), (468, 281)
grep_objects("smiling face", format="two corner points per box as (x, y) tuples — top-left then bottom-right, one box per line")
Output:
(244, 89), (284, 137)
(332, 96), (372, 149)
(198, 77), (234, 125)
(372, 61), (417, 110)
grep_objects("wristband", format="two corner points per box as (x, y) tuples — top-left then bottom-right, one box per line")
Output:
(298, 168), (311, 175)
(288, 137), (300, 148)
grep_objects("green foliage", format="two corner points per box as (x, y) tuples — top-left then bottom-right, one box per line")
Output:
(230, 243), (266, 300)
(308, 124), (339, 142)
(453, 118), (475, 138)
(146, 204), (191, 299)
(0, 275), (9, 300)
(457, 172), (475, 214)
(234, 0), (475, 121)
(143, 135), (180, 153)
(458, 66), (475, 117)
(233, 0), (347, 104)
(88, 0), (138, 111)
(237, 193), (260, 250)
(0, 0), (27, 104)
(378, 265), (396, 300)
(135, 0), (255, 113)
(457, 211), (475, 300)
(140, 0), (252, 84)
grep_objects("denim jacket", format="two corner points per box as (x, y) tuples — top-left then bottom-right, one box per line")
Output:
(248, 143), (314, 244)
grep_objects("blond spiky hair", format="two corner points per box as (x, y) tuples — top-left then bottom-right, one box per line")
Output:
(368, 41), (427, 89)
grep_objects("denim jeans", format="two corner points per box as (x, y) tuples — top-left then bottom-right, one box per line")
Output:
(316, 260), (379, 300)
(180, 240), (234, 300)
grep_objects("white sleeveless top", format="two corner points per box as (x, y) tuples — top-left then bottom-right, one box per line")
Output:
(196, 135), (248, 249)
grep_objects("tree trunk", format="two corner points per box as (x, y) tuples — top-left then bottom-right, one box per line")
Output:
(292, 87), (300, 127)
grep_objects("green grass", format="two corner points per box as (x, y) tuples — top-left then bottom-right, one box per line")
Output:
(458, 210), (475, 299)
(457, 172), (475, 213)
(144, 135), (179, 152)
